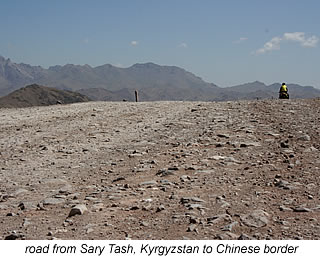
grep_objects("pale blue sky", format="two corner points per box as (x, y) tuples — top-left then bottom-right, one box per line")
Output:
(1, 0), (319, 88)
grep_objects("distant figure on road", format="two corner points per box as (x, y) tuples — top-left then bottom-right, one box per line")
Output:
(279, 83), (289, 99)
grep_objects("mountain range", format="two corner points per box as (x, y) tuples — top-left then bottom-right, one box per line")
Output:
(1, 55), (320, 101)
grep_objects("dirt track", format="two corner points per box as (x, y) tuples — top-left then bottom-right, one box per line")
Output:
(0, 99), (320, 240)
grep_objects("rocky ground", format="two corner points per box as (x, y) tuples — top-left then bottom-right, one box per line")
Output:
(0, 99), (319, 240)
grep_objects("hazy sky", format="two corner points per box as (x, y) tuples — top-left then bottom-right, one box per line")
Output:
(1, 0), (319, 88)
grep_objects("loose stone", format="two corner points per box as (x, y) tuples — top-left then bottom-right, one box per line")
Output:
(68, 204), (88, 217)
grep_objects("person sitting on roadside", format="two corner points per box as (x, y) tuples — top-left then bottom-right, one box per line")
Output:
(279, 83), (289, 99)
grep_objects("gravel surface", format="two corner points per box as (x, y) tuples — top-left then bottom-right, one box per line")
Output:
(0, 99), (319, 240)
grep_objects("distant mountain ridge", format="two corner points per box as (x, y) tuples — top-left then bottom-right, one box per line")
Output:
(225, 81), (320, 99)
(1, 55), (320, 101)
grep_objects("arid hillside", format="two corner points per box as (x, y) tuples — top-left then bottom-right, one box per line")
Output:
(0, 98), (319, 240)
(0, 84), (91, 108)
